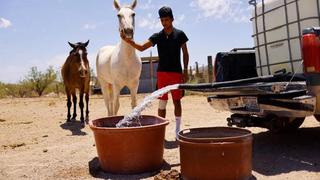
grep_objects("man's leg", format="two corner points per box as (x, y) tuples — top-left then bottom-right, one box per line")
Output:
(158, 99), (167, 118)
(171, 72), (184, 138)
(157, 72), (167, 118)
(173, 99), (182, 137)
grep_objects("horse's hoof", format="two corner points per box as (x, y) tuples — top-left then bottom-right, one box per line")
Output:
(81, 121), (85, 128)
(85, 117), (89, 124)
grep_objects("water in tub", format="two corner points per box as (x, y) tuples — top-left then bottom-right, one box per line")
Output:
(116, 84), (179, 128)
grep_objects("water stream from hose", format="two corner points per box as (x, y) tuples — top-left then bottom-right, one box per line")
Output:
(116, 84), (179, 128)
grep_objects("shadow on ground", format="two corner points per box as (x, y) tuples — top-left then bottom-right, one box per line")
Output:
(164, 139), (179, 149)
(88, 157), (177, 179)
(60, 120), (87, 136)
(252, 127), (320, 175)
(88, 156), (255, 179)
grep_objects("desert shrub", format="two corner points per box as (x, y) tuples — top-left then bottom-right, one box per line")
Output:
(3, 84), (22, 98)
(26, 66), (57, 96)
(18, 80), (34, 97)
(44, 81), (65, 96)
(0, 66), (62, 98)
(1, 82), (34, 98)
(0, 82), (6, 98)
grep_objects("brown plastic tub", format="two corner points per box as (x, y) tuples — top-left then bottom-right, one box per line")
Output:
(178, 127), (252, 180)
(89, 115), (169, 174)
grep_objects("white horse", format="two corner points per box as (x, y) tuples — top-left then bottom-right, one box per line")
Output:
(96, 0), (141, 116)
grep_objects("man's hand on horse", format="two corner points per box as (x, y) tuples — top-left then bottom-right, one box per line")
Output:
(120, 31), (134, 45)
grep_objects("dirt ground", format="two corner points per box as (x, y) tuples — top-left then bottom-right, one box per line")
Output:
(1, 94), (320, 180)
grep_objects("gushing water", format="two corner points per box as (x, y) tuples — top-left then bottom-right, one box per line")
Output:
(116, 84), (180, 128)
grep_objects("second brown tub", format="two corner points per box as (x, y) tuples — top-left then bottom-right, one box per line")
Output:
(178, 127), (252, 180)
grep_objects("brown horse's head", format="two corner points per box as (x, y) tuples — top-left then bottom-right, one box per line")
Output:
(68, 40), (90, 78)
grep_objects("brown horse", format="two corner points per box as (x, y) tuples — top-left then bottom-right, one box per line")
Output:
(61, 40), (90, 124)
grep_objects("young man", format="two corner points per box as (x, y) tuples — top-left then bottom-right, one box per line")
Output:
(121, 6), (189, 138)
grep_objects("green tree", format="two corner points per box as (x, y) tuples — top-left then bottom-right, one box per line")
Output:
(27, 66), (57, 96)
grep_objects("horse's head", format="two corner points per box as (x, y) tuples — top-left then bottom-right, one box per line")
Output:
(68, 40), (90, 78)
(114, 0), (137, 39)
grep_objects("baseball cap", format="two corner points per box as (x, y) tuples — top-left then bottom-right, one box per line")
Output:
(158, 6), (174, 19)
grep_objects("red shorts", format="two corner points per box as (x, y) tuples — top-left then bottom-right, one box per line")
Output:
(157, 72), (184, 100)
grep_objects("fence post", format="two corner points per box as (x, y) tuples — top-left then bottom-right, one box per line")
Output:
(207, 56), (213, 83)
(195, 62), (199, 77)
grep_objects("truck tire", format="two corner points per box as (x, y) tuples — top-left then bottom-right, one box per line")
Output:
(268, 116), (305, 132)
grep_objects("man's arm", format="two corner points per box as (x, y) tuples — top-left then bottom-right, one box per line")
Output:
(181, 42), (189, 82)
(121, 32), (153, 52)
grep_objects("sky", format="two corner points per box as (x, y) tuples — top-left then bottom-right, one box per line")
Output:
(0, 0), (256, 83)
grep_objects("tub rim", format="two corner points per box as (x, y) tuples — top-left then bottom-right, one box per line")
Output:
(89, 115), (169, 131)
(178, 126), (252, 143)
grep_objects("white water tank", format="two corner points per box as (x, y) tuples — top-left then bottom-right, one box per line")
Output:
(251, 0), (320, 76)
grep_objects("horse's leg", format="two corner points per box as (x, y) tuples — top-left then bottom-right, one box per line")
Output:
(79, 91), (85, 124)
(112, 84), (121, 115)
(72, 93), (77, 120)
(66, 91), (72, 122)
(107, 84), (114, 116)
(85, 92), (89, 123)
(101, 82), (113, 116)
(128, 80), (139, 109)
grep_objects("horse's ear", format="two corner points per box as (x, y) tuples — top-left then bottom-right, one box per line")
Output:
(130, 0), (137, 9)
(68, 42), (76, 48)
(84, 40), (89, 47)
(114, 0), (121, 11)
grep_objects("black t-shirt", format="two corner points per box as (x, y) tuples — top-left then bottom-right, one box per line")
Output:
(149, 28), (188, 73)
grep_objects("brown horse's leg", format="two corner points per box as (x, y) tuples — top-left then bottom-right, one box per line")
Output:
(66, 93), (72, 122)
(79, 92), (84, 123)
(72, 94), (77, 120)
(85, 93), (89, 123)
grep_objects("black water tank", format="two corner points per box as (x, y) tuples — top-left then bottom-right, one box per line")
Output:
(214, 50), (258, 82)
